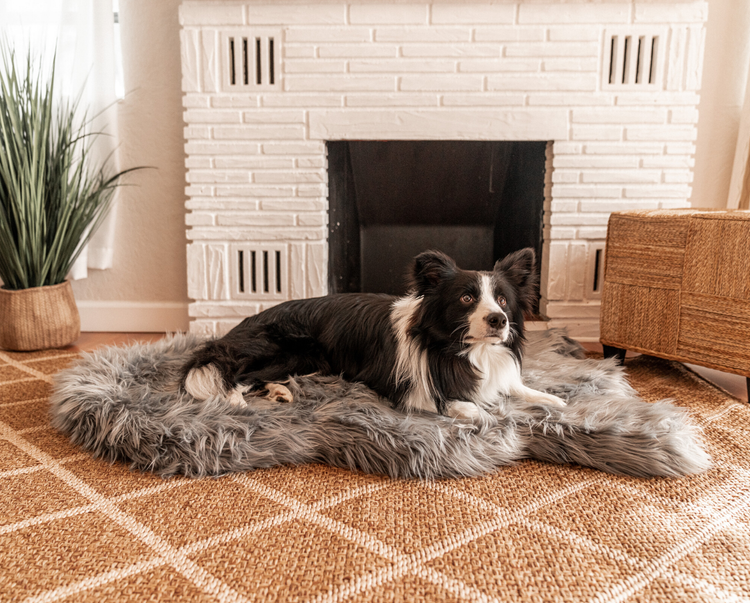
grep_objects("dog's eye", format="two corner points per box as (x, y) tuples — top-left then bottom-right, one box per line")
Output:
(461, 294), (474, 304)
(497, 296), (507, 307)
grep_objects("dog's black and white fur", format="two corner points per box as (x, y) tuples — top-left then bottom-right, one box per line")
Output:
(183, 248), (566, 419)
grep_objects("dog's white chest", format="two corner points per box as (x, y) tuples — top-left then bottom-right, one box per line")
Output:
(465, 343), (524, 409)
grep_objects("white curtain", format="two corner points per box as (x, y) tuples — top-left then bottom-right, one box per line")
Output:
(0, 0), (123, 279)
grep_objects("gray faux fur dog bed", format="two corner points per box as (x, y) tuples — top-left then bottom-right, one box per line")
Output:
(50, 329), (711, 479)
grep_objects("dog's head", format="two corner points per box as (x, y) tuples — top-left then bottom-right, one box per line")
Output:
(409, 248), (538, 351)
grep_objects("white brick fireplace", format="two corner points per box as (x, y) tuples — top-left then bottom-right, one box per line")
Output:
(179, 0), (707, 339)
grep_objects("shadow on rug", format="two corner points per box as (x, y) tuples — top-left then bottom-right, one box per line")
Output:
(50, 329), (710, 480)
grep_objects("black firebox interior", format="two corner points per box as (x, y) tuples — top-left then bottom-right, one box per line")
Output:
(327, 140), (547, 300)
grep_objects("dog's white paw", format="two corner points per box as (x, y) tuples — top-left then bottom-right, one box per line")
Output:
(185, 364), (225, 400)
(448, 401), (486, 421)
(534, 392), (567, 407)
(515, 385), (567, 407)
(265, 383), (293, 403)
(228, 387), (248, 408)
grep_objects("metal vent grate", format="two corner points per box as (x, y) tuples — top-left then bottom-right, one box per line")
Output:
(586, 242), (606, 300)
(222, 30), (280, 90)
(603, 29), (664, 90)
(231, 244), (287, 300)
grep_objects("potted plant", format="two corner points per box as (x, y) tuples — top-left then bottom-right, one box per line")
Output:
(0, 45), (136, 351)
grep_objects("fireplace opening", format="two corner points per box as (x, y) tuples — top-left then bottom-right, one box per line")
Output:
(327, 140), (547, 303)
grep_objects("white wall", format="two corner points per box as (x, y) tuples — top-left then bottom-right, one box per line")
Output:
(691, 0), (750, 208)
(70, 0), (190, 331)
(71, 0), (750, 332)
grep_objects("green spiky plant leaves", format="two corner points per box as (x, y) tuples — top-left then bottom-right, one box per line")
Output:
(0, 45), (137, 290)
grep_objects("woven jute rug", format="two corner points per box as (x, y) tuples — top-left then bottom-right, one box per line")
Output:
(1, 346), (749, 602)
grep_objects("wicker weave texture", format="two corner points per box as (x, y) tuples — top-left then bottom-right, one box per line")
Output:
(0, 281), (80, 351)
(2, 347), (750, 602)
(683, 213), (750, 300)
(600, 209), (750, 378)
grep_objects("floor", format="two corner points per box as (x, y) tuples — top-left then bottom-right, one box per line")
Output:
(66, 332), (749, 404)
(66, 332), (166, 353)
(578, 341), (749, 403)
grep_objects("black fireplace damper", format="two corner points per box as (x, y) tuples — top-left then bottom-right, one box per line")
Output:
(327, 140), (546, 298)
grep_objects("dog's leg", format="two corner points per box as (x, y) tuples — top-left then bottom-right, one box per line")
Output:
(183, 366), (250, 407)
(264, 382), (293, 403)
(448, 401), (490, 421)
(227, 386), (250, 408)
(184, 364), (250, 407)
(184, 364), (224, 400)
(512, 384), (566, 407)
(183, 320), (322, 407)
(183, 336), (250, 404)
(183, 325), (291, 407)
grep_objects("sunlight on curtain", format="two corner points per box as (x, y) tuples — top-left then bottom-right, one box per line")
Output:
(0, 0), (123, 279)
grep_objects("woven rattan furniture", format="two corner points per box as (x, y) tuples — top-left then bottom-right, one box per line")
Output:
(600, 209), (750, 399)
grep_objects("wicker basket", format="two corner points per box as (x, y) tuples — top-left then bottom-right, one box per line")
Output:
(0, 281), (80, 351)
(600, 209), (750, 379)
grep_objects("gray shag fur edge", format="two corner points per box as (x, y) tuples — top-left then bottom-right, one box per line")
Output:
(50, 329), (711, 480)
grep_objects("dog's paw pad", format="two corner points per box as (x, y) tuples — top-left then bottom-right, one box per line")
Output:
(265, 383), (293, 403)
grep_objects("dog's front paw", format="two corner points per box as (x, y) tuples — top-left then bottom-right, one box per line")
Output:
(265, 383), (293, 403)
(517, 385), (567, 407)
(448, 401), (486, 421)
(536, 392), (567, 407)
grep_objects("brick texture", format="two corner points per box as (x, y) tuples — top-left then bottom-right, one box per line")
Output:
(179, 1), (707, 336)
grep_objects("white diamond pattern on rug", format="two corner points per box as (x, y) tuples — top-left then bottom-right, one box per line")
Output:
(0, 347), (748, 602)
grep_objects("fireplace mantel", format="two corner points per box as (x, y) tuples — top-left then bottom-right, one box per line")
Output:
(180, 1), (708, 339)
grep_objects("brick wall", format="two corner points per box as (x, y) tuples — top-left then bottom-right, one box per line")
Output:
(179, 1), (708, 338)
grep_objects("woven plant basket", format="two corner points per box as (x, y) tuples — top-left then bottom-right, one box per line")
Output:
(0, 281), (80, 351)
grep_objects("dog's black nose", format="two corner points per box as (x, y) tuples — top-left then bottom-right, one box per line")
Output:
(486, 313), (507, 329)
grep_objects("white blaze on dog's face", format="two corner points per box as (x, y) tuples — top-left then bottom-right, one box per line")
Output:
(465, 274), (510, 344)
(410, 249), (533, 351)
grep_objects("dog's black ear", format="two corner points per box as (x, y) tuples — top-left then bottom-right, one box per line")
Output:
(411, 250), (457, 293)
(494, 247), (538, 310)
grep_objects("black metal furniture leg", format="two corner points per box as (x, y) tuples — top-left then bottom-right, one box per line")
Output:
(602, 345), (627, 366)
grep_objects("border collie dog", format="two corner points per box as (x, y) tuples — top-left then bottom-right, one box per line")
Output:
(183, 248), (566, 419)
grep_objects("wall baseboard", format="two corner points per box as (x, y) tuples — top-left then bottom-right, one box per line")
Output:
(76, 301), (190, 333)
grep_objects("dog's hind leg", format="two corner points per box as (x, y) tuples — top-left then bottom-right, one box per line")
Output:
(182, 337), (246, 398)
(184, 364), (224, 400)
(182, 325), (280, 405)
(183, 321), (323, 405)
(184, 364), (251, 407)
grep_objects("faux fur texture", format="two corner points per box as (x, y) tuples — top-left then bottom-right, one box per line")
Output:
(50, 329), (711, 479)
